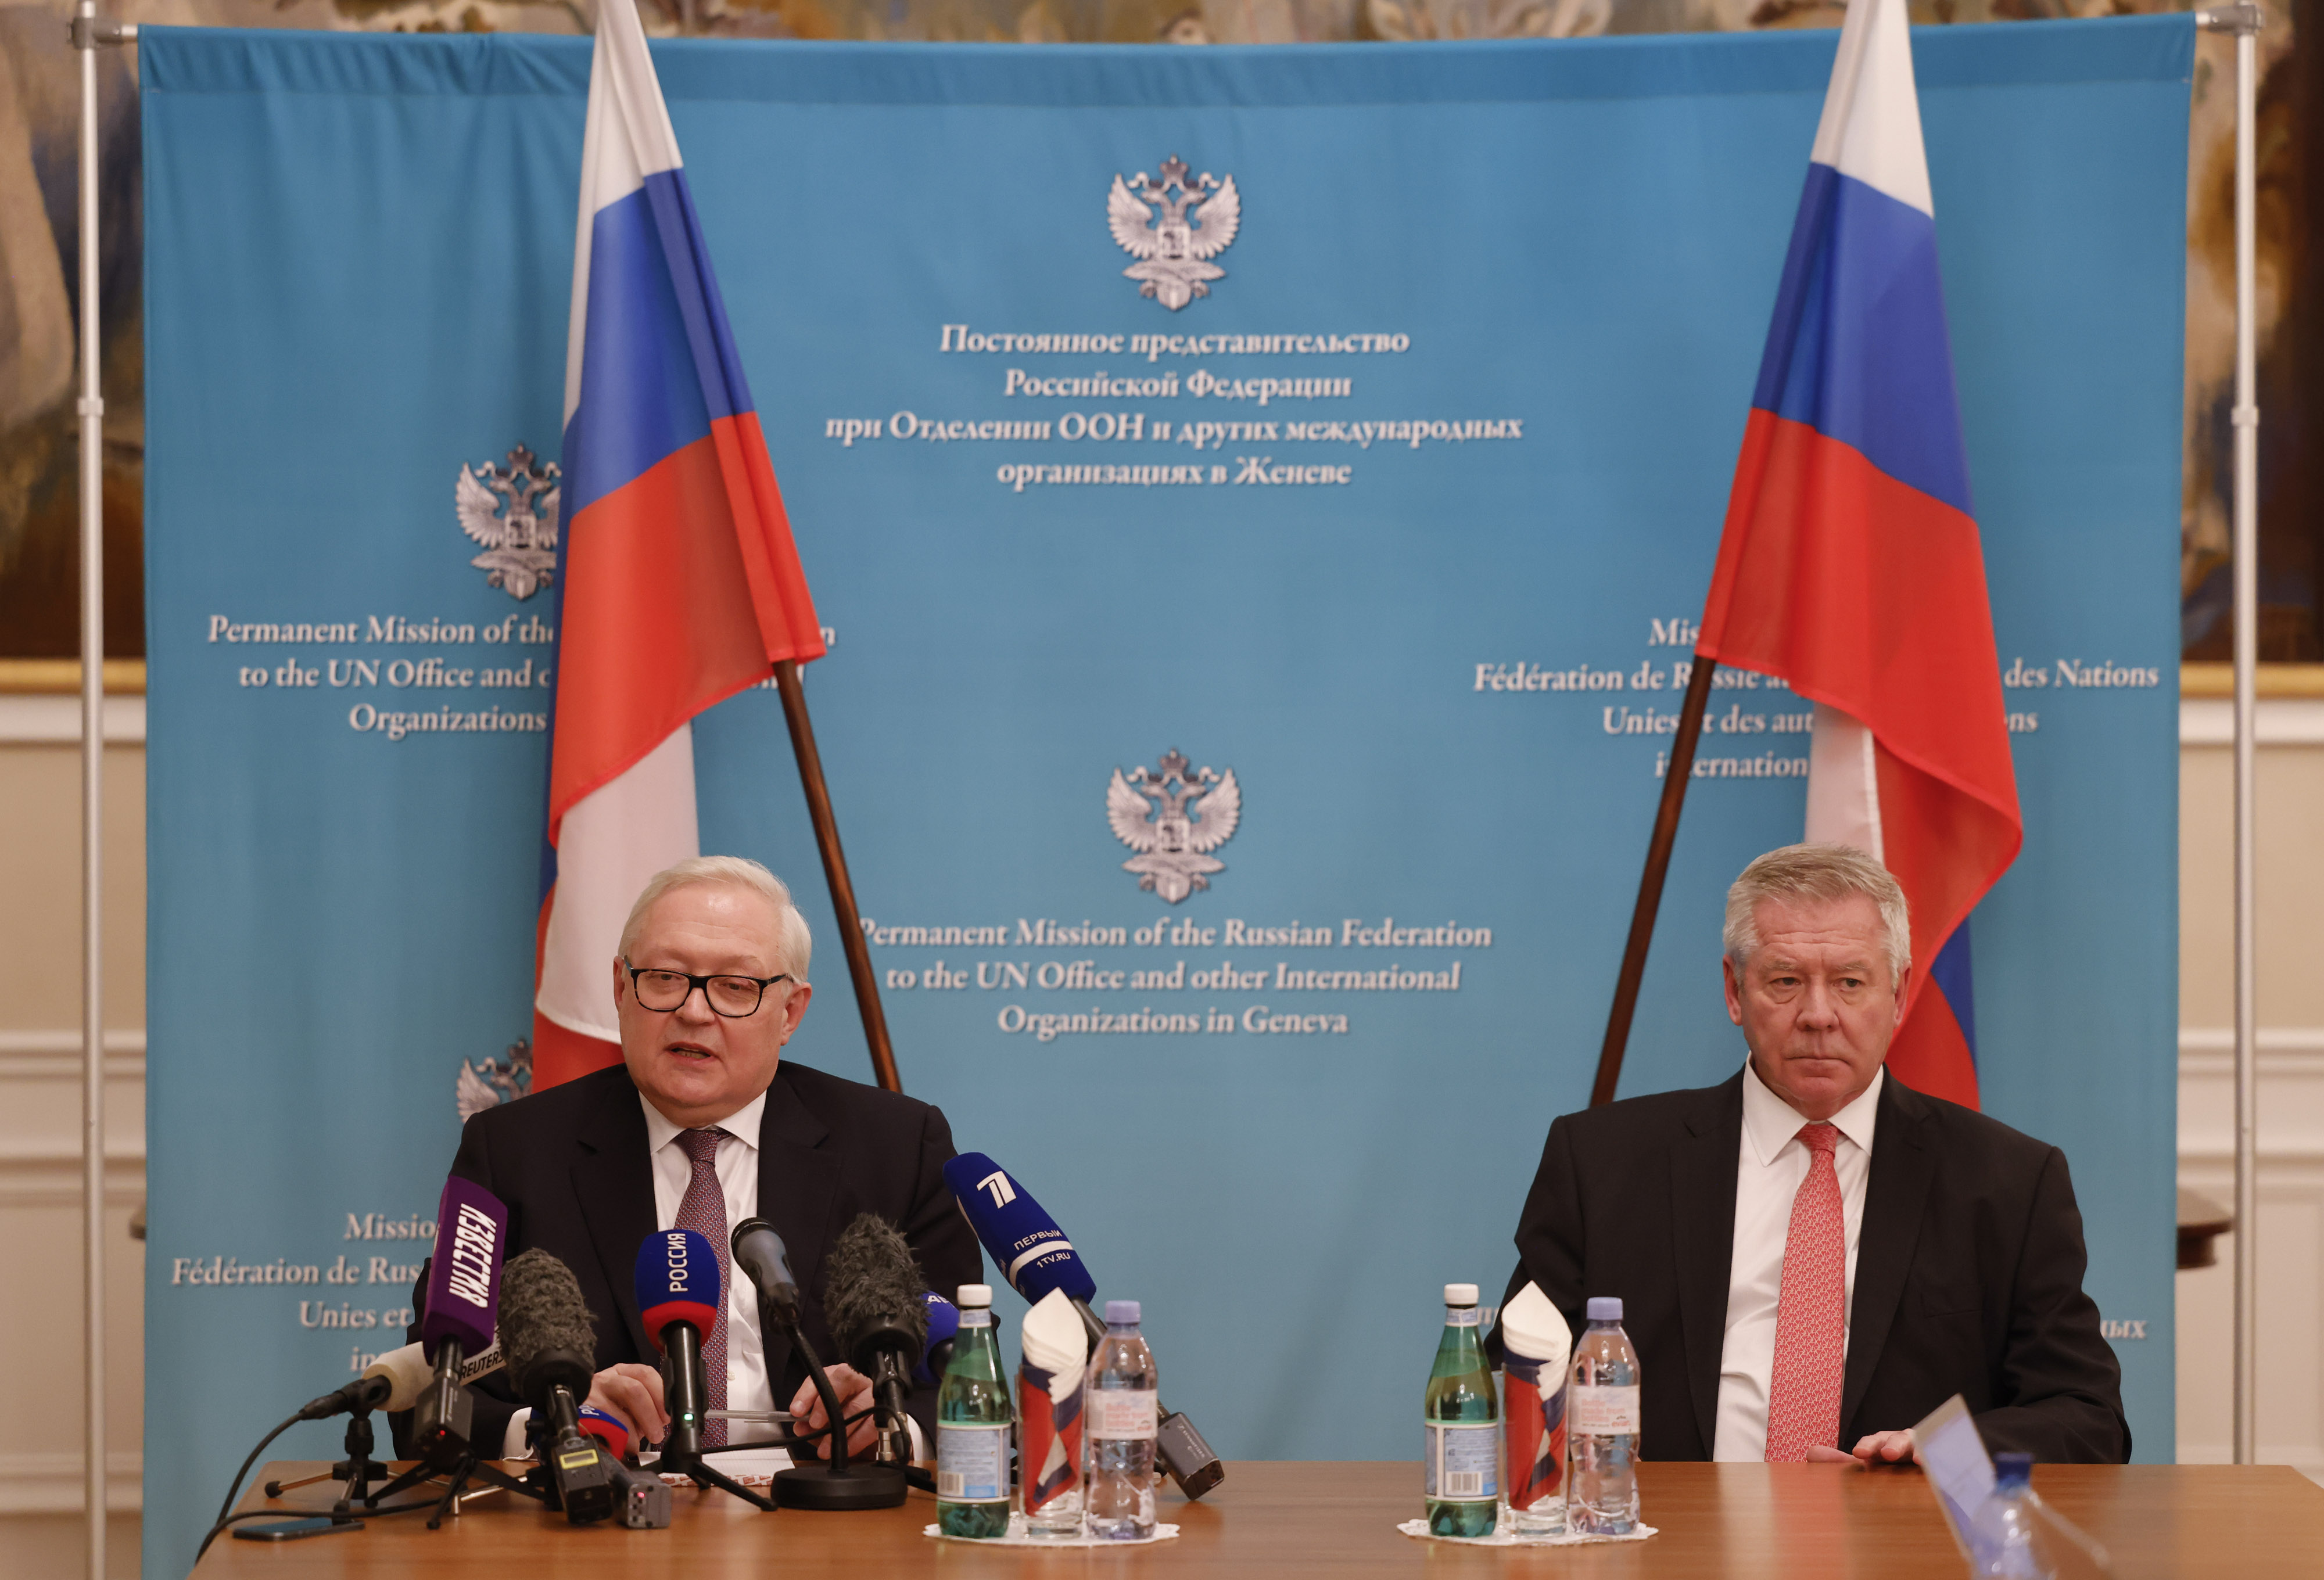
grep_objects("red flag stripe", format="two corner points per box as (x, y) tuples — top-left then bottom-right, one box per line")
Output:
(548, 416), (792, 839)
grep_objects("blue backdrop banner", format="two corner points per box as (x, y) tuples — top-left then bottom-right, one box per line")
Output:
(142, 21), (2187, 1574)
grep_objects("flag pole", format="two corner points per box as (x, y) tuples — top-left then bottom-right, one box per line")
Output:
(1589, 655), (1718, 1106)
(771, 660), (902, 1093)
(2199, 0), (2264, 1468)
(69, 6), (135, 1570)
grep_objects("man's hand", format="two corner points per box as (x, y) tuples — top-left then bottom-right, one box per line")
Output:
(1806, 1430), (1918, 1467)
(790, 1363), (880, 1462)
(586, 1362), (669, 1448)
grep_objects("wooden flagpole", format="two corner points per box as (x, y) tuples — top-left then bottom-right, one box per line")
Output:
(1588, 655), (1719, 1107)
(772, 659), (902, 1093)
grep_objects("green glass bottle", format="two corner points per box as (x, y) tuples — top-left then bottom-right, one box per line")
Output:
(937, 1283), (1014, 1538)
(1423, 1282), (1499, 1538)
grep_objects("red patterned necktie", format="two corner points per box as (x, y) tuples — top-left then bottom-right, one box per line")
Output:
(675, 1127), (731, 1448)
(1764, 1121), (1846, 1463)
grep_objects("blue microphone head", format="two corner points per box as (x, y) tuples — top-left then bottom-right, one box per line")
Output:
(914, 1290), (961, 1385)
(941, 1152), (1098, 1305)
(633, 1229), (721, 1349)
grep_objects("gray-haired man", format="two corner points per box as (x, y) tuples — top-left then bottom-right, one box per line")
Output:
(396, 857), (981, 1466)
(1498, 843), (2127, 1464)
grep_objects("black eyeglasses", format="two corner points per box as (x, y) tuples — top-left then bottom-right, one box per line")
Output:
(622, 960), (794, 1018)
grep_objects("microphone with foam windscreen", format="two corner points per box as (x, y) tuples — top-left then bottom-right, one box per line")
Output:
(633, 1229), (720, 1460)
(824, 1213), (931, 1467)
(411, 1179), (508, 1463)
(499, 1248), (617, 1525)
(942, 1150), (1225, 1500)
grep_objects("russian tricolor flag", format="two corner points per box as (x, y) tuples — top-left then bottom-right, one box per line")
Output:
(532, 0), (825, 1089)
(1696, 0), (2021, 1109)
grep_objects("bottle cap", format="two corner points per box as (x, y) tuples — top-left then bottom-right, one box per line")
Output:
(1586, 1296), (1623, 1322)
(1104, 1299), (1141, 1324)
(1993, 1451), (2033, 1489)
(958, 1283), (992, 1308)
(1443, 1283), (1479, 1306)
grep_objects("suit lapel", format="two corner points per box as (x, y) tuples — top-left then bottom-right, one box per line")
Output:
(755, 1066), (840, 1384)
(1672, 1073), (1744, 1459)
(1840, 1072), (1937, 1437)
(570, 1077), (658, 1362)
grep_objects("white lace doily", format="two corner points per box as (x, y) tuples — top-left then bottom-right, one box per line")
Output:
(1396, 1517), (1658, 1546)
(924, 1513), (1181, 1546)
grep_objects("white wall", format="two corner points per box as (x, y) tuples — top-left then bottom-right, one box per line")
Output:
(0, 699), (146, 1578)
(0, 693), (2316, 1573)
(2174, 699), (2324, 1476)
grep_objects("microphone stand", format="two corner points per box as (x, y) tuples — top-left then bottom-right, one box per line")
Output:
(272, 1407), (389, 1517)
(651, 1320), (779, 1511)
(364, 1442), (544, 1528)
(759, 1293), (908, 1510)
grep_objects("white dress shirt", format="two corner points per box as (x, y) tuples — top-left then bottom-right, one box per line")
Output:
(1711, 1061), (1884, 1461)
(640, 1089), (777, 1423)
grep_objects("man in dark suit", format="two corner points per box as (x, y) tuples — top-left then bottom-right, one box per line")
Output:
(1502, 843), (2126, 1465)
(399, 856), (980, 1462)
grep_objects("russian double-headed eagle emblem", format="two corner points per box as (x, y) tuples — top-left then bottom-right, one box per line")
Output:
(1107, 749), (1241, 903)
(454, 445), (561, 601)
(454, 1038), (533, 1123)
(1107, 156), (1240, 311)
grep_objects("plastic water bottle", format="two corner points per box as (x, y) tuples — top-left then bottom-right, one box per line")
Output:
(1422, 1283), (1498, 1537)
(1083, 1299), (1159, 1540)
(935, 1283), (1013, 1539)
(1968, 1453), (2060, 1578)
(1566, 1295), (1640, 1535)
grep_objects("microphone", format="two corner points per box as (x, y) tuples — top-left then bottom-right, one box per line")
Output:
(576, 1405), (632, 1462)
(917, 1290), (960, 1385)
(632, 1229), (721, 1460)
(607, 1457), (673, 1529)
(298, 1335), (504, 1421)
(500, 1248), (616, 1525)
(824, 1213), (931, 1466)
(575, 1408), (672, 1528)
(729, 1217), (907, 1510)
(411, 1179), (508, 1463)
(941, 1151), (1225, 1500)
(729, 1216), (801, 1327)
(940, 1152), (1096, 1305)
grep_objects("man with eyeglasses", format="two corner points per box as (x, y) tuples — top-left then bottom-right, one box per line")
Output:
(394, 856), (980, 1468)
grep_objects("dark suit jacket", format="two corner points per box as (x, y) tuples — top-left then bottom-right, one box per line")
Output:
(392, 1058), (984, 1457)
(1498, 1068), (2128, 1463)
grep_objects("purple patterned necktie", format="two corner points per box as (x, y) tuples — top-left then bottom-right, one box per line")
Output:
(674, 1127), (731, 1447)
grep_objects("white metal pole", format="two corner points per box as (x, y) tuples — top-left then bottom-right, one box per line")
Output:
(2198, 1), (2263, 1468)
(2228, 15), (2261, 1472)
(70, 8), (134, 1568)
(73, 1), (107, 1568)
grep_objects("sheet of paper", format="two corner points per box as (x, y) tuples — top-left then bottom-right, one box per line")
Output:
(1912, 1394), (1997, 1563)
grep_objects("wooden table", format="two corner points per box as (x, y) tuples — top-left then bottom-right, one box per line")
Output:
(196, 1459), (2324, 1577)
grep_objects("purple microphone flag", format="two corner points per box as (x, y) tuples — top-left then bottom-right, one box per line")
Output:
(422, 1176), (507, 1359)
